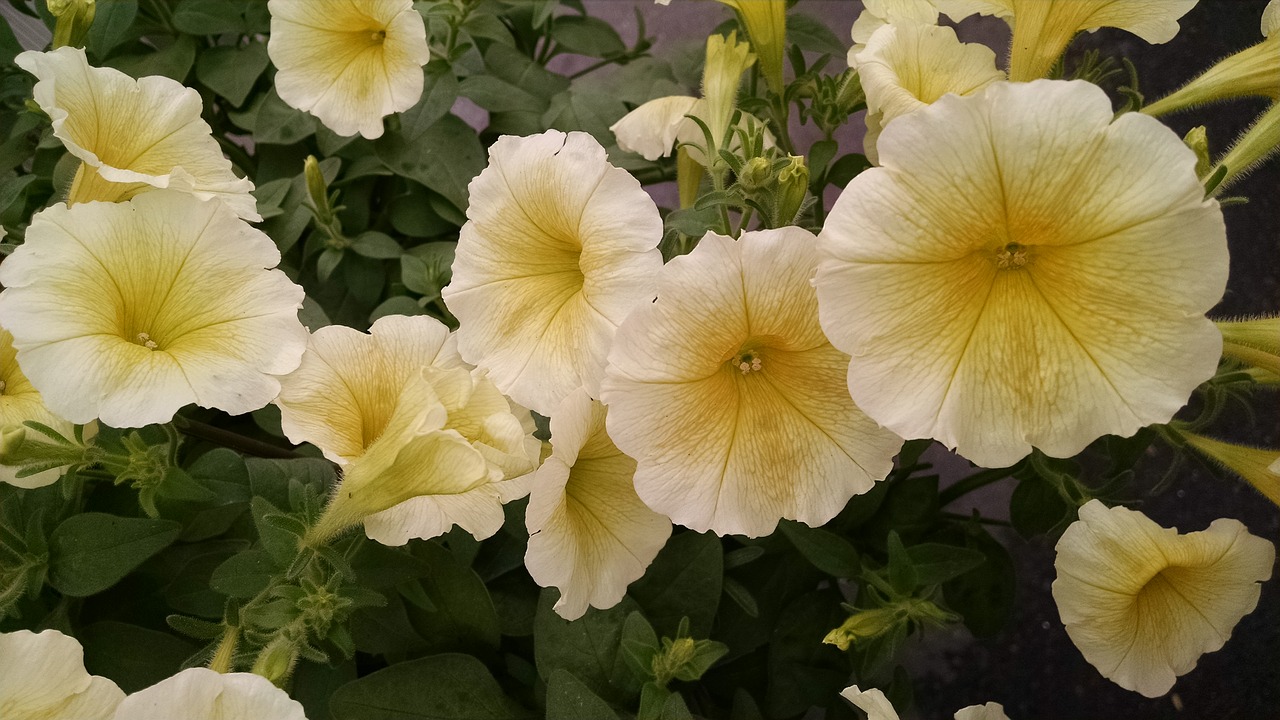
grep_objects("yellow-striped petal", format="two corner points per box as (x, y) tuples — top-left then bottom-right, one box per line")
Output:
(112, 668), (305, 720)
(0, 629), (123, 720)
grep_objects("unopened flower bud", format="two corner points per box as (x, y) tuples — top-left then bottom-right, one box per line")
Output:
(50, 0), (96, 49)
(1183, 126), (1211, 179)
(822, 607), (899, 651)
(738, 156), (772, 192)
(775, 155), (809, 225)
(303, 156), (330, 219)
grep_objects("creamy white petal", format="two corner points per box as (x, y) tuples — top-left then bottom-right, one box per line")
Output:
(0, 193), (307, 427)
(443, 130), (663, 416)
(1265, 0), (1278, 36)
(1052, 500), (1274, 697)
(0, 630), (123, 720)
(855, 23), (1003, 124)
(268, 0), (431, 139)
(954, 703), (1011, 720)
(525, 389), (672, 620)
(839, 686), (899, 720)
(602, 228), (901, 537)
(0, 329), (74, 488)
(15, 47), (258, 221)
(113, 668), (305, 720)
(816, 80), (1226, 468)
(610, 95), (701, 161)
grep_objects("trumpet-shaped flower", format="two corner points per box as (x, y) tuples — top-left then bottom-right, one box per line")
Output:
(601, 228), (902, 537)
(815, 80), (1227, 469)
(15, 47), (258, 221)
(0, 193), (307, 428)
(938, 0), (1197, 81)
(840, 686), (1010, 720)
(718, 1), (786, 94)
(442, 130), (663, 417)
(0, 329), (75, 488)
(525, 389), (672, 620)
(112, 668), (305, 720)
(850, 0), (942, 60)
(275, 315), (540, 545)
(267, 0), (431, 139)
(1053, 500), (1274, 697)
(853, 23), (1004, 163)
(0, 629), (123, 720)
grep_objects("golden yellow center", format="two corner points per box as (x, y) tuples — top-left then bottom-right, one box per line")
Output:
(136, 332), (159, 350)
(731, 349), (763, 375)
(994, 242), (1032, 270)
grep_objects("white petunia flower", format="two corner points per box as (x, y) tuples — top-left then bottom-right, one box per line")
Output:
(850, 0), (942, 60)
(815, 80), (1227, 469)
(442, 130), (663, 417)
(1053, 500), (1274, 697)
(525, 389), (672, 620)
(112, 668), (305, 720)
(267, 0), (431, 139)
(601, 228), (902, 537)
(0, 192), (307, 428)
(15, 47), (258, 221)
(840, 685), (1011, 720)
(0, 629), (123, 720)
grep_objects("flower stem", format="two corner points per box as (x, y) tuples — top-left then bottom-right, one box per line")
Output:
(208, 625), (239, 673)
(173, 416), (300, 459)
(939, 466), (1014, 507)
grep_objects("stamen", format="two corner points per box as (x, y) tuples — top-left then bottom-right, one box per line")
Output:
(0, 380), (7, 394)
(137, 332), (158, 350)
(371, 29), (387, 42)
(734, 351), (763, 375)
(995, 242), (1030, 269)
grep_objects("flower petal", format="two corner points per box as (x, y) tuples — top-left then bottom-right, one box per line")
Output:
(839, 685), (899, 720)
(0, 629), (123, 720)
(113, 668), (306, 720)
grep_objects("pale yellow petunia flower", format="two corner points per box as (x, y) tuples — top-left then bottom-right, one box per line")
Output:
(0, 192), (307, 428)
(0, 629), (123, 720)
(0, 328), (75, 488)
(601, 227), (902, 537)
(1053, 500), (1274, 697)
(850, 0), (942, 57)
(275, 315), (540, 545)
(525, 389), (672, 621)
(840, 685), (1010, 720)
(815, 80), (1227, 469)
(111, 668), (305, 720)
(15, 47), (259, 221)
(267, 0), (431, 139)
(442, 130), (663, 418)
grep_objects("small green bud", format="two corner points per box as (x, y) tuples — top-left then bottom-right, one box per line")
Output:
(50, 0), (96, 49)
(1183, 126), (1211, 179)
(834, 70), (865, 113)
(775, 155), (809, 225)
(250, 636), (299, 686)
(738, 156), (772, 192)
(304, 156), (330, 219)
(822, 607), (900, 651)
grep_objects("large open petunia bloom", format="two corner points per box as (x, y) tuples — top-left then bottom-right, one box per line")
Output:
(267, 0), (431, 139)
(815, 80), (1227, 469)
(15, 47), (258, 221)
(1053, 500), (1274, 697)
(601, 228), (902, 537)
(112, 668), (305, 720)
(275, 315), (540, 546)
(0, 629), (123, 720)
(938, 0), (1198, 81)
(525, 389), (672, 620)
(442, 130), (663, 417)
(0, 193), (307, 428)
(0, 329), (75, 488)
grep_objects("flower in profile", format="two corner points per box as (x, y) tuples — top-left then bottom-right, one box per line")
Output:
(112, 668), (305, 720)
(1180, 431), (1280, 508)
(15, 47), (258, 221)
(0, 329), (77, 488)
(1053, 500), (1274, 697)
(525, 389), (672, 620)
(718, 1), (786, 95)
(275, 315), (540, 546)
(840, 686), (1010, 720)
(815, 80), (1227, 469)
(0, 629), (123, 720)
(852, 22), (1003, 163)
(938, 0), (1198, 81)
(0, 193), (306, 428)
(442, 130), (663, 417)
(601, 228), (902, 537)
(267, 0), (431, 139)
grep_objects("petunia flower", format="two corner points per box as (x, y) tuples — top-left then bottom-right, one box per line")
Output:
(1052, 500), (1274, 697)
(0, 192), (307, 428)
(274, 315), (540, 545)
(0, 629), (124, 720)
(112, 668), (305, 720)
(267, 0), (431, 140)
(849, 0), (942, 59)
(937, 0), (1198, 81)
(718, 1), (786, 95)
(442, 130), (663, 417)
(0, 329), (76, 488)
(815, 80), (1227, 469)
(15, 47), (259, 221)
(840, 686), (1010, 720)
(524, 389), (672, 620)
(852, 22), (1004, 163)
(601, 227), (902, 537)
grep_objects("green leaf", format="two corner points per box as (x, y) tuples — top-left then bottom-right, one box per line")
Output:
(232, 88), (317, 145)
(195, 41), (270, 106)
(245, 456), (336, 510)
(209, 549), (278, 598)
(941, 525), (1016, 638)
(403, 541), (502, 655)
(630, 531), (722, 638)
(351, 231), (403, 259)
(543, 90), (628, 146)
(250, 496), (301, 567)
(86, 0), (139, 57)
(550, 16), (626, 58)
(330, 653), (535, 719)
(389, 187), (456, 238)
(885, 531), (918, 595)
(785, 13), (846, 56)
(105, 35), (197, 82)
(904, 543), (985, 586)
(172, 0), (247, 35)
(48, 513), (180, 597)
(377, 114), (484, 213)
(778, 520), (860, 577)
(459, 75), (544, 113)
(370, 295), (425, 322)
(534, 590), (642, 702)
(546, 669), (621, 720)
(1010, 471), (1071, 538)
(764, 590), (849, 718)
(399, 64), (461, 138)
(79, 621), (198, 693)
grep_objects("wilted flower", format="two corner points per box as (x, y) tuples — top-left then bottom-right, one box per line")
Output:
(0, 329), (76, 488)
(1053, 500), (1274, 697)
(0, 192), (307, 428)
(525, 389), (672, 620)
(15, 47), (258, 221)
(840, 686), (1010, 720)
(267, 0), (431, 139)
(0, 629), (123, 720)
(601, 227), (902, 537)
(442, 130), (663, 417)
(275, 315), (540, 545)
(112, 668), (305, 720)
(815, 80), (1227, 468)
(939, 0), (1198, 81)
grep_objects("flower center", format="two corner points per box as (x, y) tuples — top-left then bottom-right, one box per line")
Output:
(732, 349), (763, 375)
(0, 380), (6, 394)
(371, 29), (387, 43)
(994, 242), (1031, 270)
(136, 332), (159, 350)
